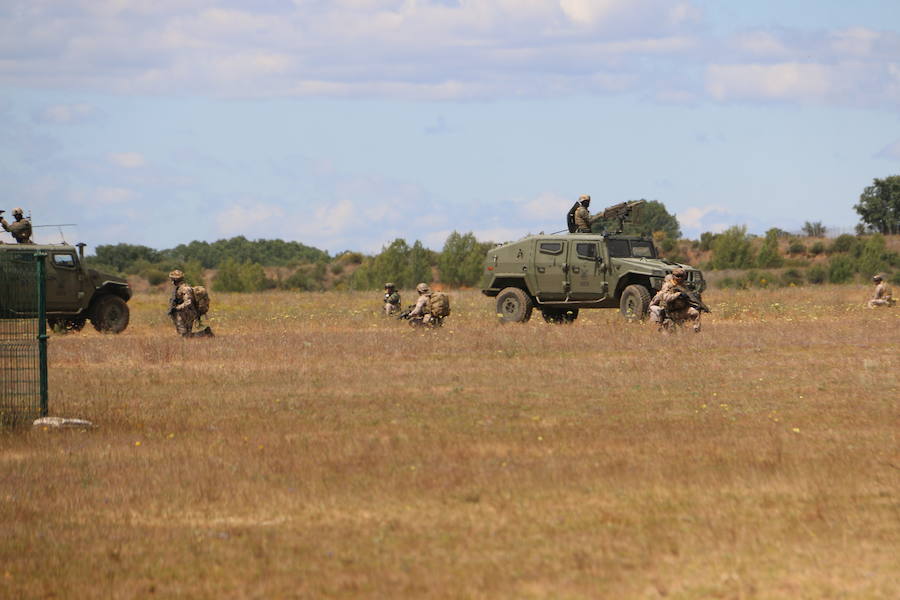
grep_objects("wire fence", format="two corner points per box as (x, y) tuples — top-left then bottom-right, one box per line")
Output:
(0, 250), (48, 425)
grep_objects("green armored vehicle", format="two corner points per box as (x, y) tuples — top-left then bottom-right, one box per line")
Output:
(0, 243), (131, 333)
(480, 202), (706, 323)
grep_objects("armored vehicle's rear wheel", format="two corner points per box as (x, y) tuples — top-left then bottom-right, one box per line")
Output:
(91, 295), (130, 334)
(496, 287), (533, 323)
(541, 308), (579, 324)
(619, 285), (651, 321)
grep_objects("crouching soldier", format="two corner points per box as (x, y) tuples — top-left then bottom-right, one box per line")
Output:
(383, 282), (401, 316)
(868, 274), (894, 308)
(403, 283), (450, 328)
(650, 268), (702, 333)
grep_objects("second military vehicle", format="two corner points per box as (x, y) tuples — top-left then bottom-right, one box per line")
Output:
(0, 242), (132, 333)
(481, 201), (706, 323)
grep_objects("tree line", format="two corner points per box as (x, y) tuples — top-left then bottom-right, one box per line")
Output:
(86, 175), (900, 291)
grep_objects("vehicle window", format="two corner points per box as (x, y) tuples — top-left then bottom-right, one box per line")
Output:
(630, 241), (655, 258)
(52, 253), (76, 268)
(539, 242), (563, 255)
(576, 243), (597, 259)
(607, 239), (630, 258)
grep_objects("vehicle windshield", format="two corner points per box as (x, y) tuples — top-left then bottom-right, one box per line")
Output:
(607, 239), (657, 258)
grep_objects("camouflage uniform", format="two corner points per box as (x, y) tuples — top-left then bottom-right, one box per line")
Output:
(868, 276), (894, 308)
(383, 283), (401, 316)
(1, 208), (33, 244)
(651, 269), (701, 332)
(573, 195), (594, 233)
(168, 270), (198, 337)
(408, 283), (435, 327)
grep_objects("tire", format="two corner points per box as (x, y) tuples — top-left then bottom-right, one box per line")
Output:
(619, 285), (651, 321)
(90, 295), (130, 334)
(541, 308), (579, 324)
(496, 287), (533, 323)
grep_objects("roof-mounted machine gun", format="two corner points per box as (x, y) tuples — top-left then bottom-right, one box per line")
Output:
(596, 200), (645, 234)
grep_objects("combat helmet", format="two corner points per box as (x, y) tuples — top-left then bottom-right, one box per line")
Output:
(416, 282), (430, 294)
(11, 207), (23, 218)
(578, 194), (591, 205)
(169, 269), (185, 282)
(384, 282), (395, 290)
(671, 268), (686, 280)
(873, 274), (884, 282)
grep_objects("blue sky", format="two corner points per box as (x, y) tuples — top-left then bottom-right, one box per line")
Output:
(1, 0), (899, 253)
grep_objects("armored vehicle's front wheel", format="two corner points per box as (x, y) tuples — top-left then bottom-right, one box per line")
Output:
(496, 287), (533, 323)
(619, 285), (651, 321)
(541, 308), (579, 324)
(90, 295), (130, 334)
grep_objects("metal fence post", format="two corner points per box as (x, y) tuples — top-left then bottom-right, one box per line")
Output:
(35, 251), (49, 417)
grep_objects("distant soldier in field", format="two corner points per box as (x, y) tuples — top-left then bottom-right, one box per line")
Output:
(383, 282), (401, 316)
(167, 269), (198, 337)
(405, 283), (434, 326)
(0, 207), (34, 244)
(868, 274), (894, 308)
(650, 268), (702, 332)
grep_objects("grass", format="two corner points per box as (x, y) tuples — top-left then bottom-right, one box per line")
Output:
(2, 286), (898, 599)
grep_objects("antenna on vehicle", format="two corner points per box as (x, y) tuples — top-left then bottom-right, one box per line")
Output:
(32, 224), (78, 245)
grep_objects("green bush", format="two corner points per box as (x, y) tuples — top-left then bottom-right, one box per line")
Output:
(142, 268), (168, 286)
(779, 269), (804, 286)
(807, 265), (827, 284)
(330, 263), (345, 276)
(828, 255), (855, 284)
(710, 226), (755, 269)
(828, 234), (859, 255)
(809, 241), (825, 256)
(756, 229), (784, 268)
(788, 240), (806, 255)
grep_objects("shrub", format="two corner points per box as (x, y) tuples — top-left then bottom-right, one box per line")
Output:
(710, 226), (755, 269)
(756, 229), (784, 268)
(788, 239), (806, 255)
(809, 241), (825, 256)
(807, 265), (827, 284)
(780, 269), (805, 287)
(142, 268), (168, 286)
(330, 263), (345, 276)
(828, 255), (855, 284)
(828, 234), (859, 255)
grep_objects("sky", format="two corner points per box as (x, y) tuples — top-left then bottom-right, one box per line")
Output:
(1, 0), (899, 254)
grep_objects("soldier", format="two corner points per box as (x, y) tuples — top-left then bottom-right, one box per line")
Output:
(383, 282), (401, 316)
(650, 268), (701, 332)
(406, 282), (435, 327)
(0, 208), (34, 244)
(572, 195), (597, 233)
(868, 274), (894, 308)
(167, 269), (198, 337)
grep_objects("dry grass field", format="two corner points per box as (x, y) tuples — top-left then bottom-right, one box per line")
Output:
(2, 286), (898, 599)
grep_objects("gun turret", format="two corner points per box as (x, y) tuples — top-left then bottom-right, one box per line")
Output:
(598, 200), (645, 234)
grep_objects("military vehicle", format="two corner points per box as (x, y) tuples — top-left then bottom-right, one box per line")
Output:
(0, 242), (132, 333)
(480, 201), (706, 323)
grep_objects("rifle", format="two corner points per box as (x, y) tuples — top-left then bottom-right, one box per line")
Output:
(679, 290), (711, 313)
(396, 308), (413, 320)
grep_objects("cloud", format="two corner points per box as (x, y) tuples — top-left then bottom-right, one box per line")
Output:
(876, 138), (900, 160)
(73, 187), (138, 207)
(109, 152), (147, 168)
(0, 3), (896, 107)
(32, 103), (99, 124)
(215, 202), (286, 237)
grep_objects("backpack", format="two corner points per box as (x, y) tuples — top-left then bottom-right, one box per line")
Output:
(192, 286), (210, 316)
(428, 291), (450, 318)
(566, 202), (580, 233)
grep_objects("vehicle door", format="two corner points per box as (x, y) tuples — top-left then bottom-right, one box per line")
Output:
(533, 239), (567, 299)
(567, 240), (608, 300)
(46, 250), (85, 312)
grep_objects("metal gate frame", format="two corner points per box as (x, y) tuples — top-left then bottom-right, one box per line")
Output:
(0, 250), (48, 424)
